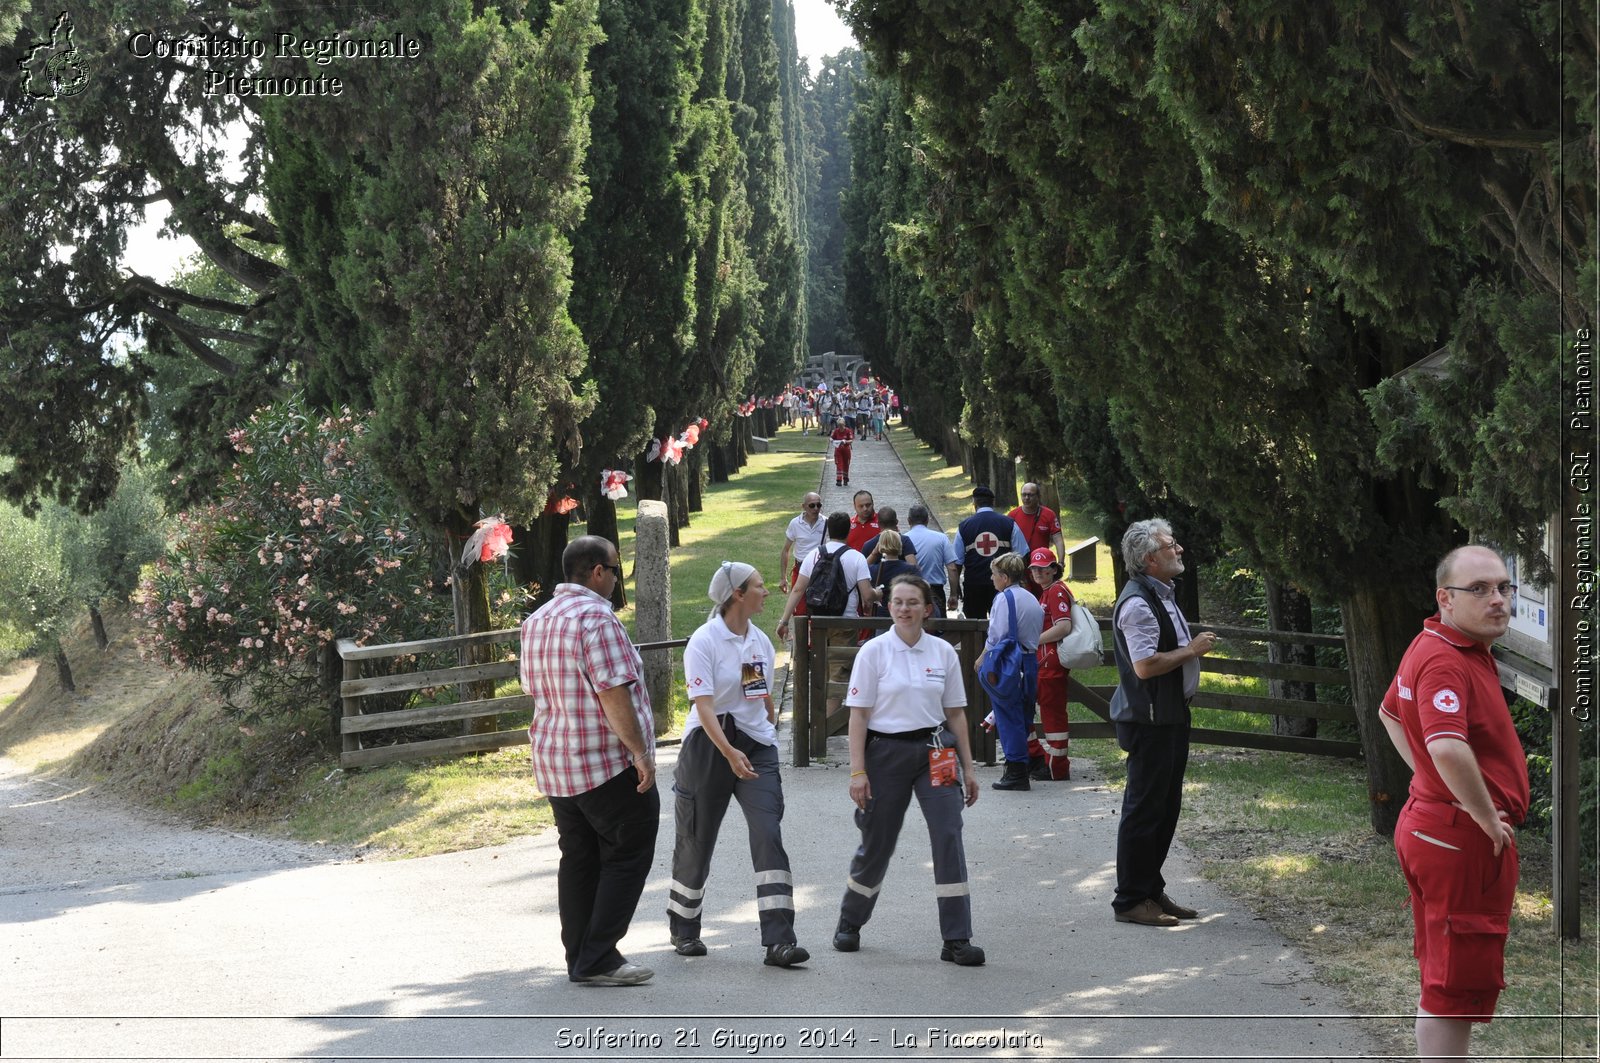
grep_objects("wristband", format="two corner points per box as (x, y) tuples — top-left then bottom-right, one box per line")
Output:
(850, 770), (867, 777)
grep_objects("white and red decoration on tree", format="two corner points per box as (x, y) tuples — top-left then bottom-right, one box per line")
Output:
(600, 468), (632, 500)
(460, 515), (513, 567)
(645, 418), (708, 465)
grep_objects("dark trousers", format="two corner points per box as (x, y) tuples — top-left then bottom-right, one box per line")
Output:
(549, 766), (661, 980)
(1112, 721), (1189, 912)
(668, 724), (797, 946)
(962, 579), (996, 620)
(840, 729), (972, 941)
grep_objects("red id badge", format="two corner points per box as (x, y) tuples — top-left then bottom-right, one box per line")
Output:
(928, 747), (957, 786)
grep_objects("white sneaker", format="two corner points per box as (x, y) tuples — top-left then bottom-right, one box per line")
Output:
(578, 961), (654, 986)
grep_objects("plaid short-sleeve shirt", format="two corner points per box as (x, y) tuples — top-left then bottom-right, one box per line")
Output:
(520, 583), (654, 797)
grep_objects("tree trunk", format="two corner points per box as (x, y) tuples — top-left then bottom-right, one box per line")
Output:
(990, 452), (1019, 510)
(1175, 561), (1201, 625)
(509, 513), (570, 613)
(53, 643), (75, 692)
(968, 443), (989, 488)
(734, 417), (750, 470)
(87, 603), (109, 651)
(669, 461), (690, 535)
(580, 489), (625, 611)
(708, 441), (732, 484)
(447, 513), (498, 737)
(1341, 581), (1430, 836)
(686, 447), (705, 513)
(1265, 577), (1318, 739)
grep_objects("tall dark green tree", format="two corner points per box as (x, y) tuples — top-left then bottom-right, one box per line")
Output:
(803, 47), (863, 362)
(266, 0), (604, 651)
(1, 2), (292, 514)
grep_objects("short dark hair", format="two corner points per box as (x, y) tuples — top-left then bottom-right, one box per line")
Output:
(562, 535), (614, 582)
(877, 505), (898, 528)
(886, 572), (933, 608)
(907, 504), (930, 525)
(826, 511), (852, 540)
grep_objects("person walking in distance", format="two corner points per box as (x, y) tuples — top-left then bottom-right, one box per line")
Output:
(830, 418), (854, 487)
(1107, 519), (1216, 928)
(520, 536), (658, 985)
(666, 562), (809, 968)
(1380, 546), (1528, 1063)
(903, 504), (954, 619)
(779, 492), (826, 605)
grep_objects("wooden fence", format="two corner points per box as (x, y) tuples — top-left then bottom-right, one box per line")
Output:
(789, 616), (1359, 766)
(335, 630), (685, 770)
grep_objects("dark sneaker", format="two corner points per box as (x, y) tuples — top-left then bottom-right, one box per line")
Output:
(832, 918), (860, 952)
(671, 935), (707, 957)
(577, 962), (654, 986)
(763, 942), (810, 967)
(940, 939), (985, 966)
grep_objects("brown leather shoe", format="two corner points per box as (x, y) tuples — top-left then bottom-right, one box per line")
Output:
(1156, 892), (1198, 919)
(1114, 899), (1179, 927)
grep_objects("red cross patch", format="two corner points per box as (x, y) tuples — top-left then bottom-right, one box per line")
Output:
(974, 531), (1001, 556)
(1432, 689), (1461, 714)
(850, 686), (858, 695)
(692, 677), (703, 687)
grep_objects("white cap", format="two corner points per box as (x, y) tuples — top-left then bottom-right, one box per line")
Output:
(708, 560), (757, 607)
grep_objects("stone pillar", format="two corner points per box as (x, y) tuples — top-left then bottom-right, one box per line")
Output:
(634, 500), (673, 734)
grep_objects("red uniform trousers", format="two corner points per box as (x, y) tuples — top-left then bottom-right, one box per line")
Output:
(1034, 669), (1070, 779)
(833, 442), (852, 480)
(1394, 796), (1518, 1021)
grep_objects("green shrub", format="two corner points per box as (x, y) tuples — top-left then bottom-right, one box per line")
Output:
(134, 397), (451, 722)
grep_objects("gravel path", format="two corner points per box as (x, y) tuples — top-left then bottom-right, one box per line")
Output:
(0, 756), (350, 896)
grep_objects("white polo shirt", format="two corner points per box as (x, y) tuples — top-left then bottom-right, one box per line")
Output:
(798, 542), (872, 619)
(682, 612), (778, 747)
(844, 630), (966, 732)
(784, 513), (826, 566)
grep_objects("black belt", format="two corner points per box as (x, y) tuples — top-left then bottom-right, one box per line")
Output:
(868, 726), (944, 741)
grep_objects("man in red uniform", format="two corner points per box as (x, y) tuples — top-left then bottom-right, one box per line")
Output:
(1008, 482), (1064, 557)
(845, 489), (880, 553)
(829, 418), (854, 486)
(1379, 545), (1528, 1063)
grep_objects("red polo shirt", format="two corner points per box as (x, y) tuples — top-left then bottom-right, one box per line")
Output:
(846, 516), (880, 554)
(1380, 615), (1529, 823)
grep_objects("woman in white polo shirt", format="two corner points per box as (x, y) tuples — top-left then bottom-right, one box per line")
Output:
(830, 573), (985, 966)
(666, 561), (809, 968)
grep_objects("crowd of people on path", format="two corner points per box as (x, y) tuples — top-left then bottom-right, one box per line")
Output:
(518, 418), (1532, 1063)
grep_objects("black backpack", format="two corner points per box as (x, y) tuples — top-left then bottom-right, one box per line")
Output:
(805, 543), (854, 616)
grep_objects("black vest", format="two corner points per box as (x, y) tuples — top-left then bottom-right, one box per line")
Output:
(957, 509), (1016, 591)
(1108, 574), (1191, 726)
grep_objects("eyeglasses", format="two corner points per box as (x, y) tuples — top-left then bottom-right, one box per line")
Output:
(1154, 539), (1181, 554)
(804, 502), (821, 509)
(602, 563), (623, 579)
(1444, 582), (1516, 600)
(1021, 492), (1038, 498)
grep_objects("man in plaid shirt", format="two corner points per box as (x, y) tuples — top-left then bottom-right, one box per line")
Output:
(522, 536), (659, 986)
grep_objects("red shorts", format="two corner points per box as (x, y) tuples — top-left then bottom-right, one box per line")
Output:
(791, 562), (807, 616)
(1394, 797), (1518, 1020)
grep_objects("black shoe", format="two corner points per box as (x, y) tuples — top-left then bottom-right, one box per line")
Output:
(833, 918), (860, 952)
(1028, 755), (1051, 781)
(764, 942), (810, 967)
(940, 939), (985, 966)
(992, 761), (1031, 791)
(671, 935), (707, 957)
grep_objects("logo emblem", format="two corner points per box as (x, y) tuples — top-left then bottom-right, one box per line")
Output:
(1432, 689), (1460, 714)
(19, 12), (89, 103)
(973, 531), (1001, 557)
(849, 686), (858, 695)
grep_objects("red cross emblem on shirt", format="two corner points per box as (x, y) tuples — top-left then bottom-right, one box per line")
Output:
(974, 531), (1001, 556)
